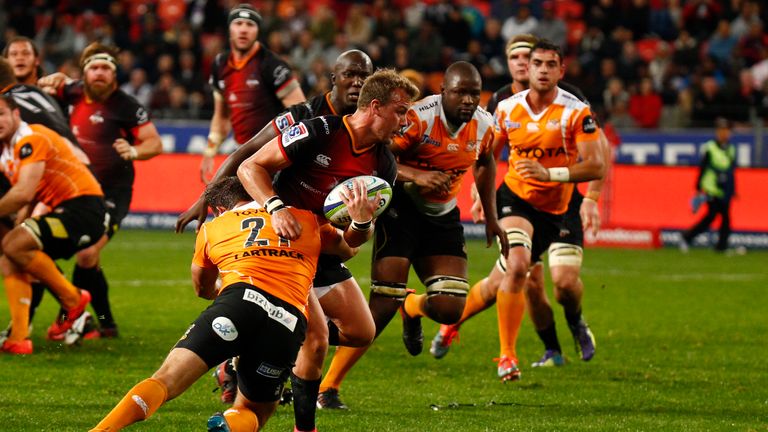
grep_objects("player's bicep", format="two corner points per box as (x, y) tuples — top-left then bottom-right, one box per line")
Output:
(13, 161), (45, 201)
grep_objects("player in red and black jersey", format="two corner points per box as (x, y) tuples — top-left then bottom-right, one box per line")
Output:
(238, 69), (419, 432)
(38, 42), (163, 337)
(200, 3), (306, 183)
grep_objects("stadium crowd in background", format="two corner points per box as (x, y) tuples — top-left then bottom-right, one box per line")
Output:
(0, 0), (766, 129)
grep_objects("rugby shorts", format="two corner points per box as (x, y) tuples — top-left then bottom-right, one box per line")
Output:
(374, 183), (466, 261)
(496, 182), (566, 262)
(22, 195), (107, 260)
(102, 186), (133, 238)
(175, 282), (307, 402)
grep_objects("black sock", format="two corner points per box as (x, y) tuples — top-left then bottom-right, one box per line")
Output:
(327, 320), (340, 346)
(536, 323), (562, 352)
(73, 265), (115, 328)
(565, 308), (583, 331)
(28, 282), (47, 323)
(291, 372), (320, 432)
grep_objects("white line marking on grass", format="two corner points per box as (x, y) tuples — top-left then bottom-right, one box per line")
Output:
(589, 268), (766, 282)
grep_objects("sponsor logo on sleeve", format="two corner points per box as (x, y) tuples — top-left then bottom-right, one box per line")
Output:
(19, 143), (33, 159)
(274, 112), (295, 132)
(281, 123), (309, 148)
(211, 316), (238, 341)
(582, 115), (597, 133)
(136, 107), (149, 124)
(273, 65), (290, 85)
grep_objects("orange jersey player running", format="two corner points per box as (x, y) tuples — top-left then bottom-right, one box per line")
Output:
(0, 94), (107, 354)
(485, 40), (604, 382)
(316, 62), (508, 409)
(91, 176), (331, 432)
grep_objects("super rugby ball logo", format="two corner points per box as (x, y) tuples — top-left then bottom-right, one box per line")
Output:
(274, 112), (295, 132)
(281, 123), (309, 147)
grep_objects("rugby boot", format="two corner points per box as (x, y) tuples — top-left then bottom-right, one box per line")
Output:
(429, 324), (460, 359)
(569, 320), (596, 361)
(47, 289), (91, 340)
(531, 349), (565, 367)
(317, 388), (348, 410)
(213, 358), (238, 404)
(400, 305), (423, 356)
(1, 338), (33, 355)
(207, 412), (230, 432)
(495, 355), (521, 382)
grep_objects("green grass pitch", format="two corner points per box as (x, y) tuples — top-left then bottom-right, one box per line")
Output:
(1, 230), (766, 431)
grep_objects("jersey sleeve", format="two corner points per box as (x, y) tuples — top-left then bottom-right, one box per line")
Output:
(208, 53), (226, 94)
(262, 52), (298, 98)
(192, 224), (216, 268)
(571, 106), (600, 144)
(391, 108), (421, 153)
(271, 102), (313, 133)
(15, 133), (51, 169)
(377, 147), (398, 186)
(278, 117), (332, 164)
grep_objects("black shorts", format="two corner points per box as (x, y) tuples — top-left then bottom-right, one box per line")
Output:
(22, 195), (107, 260)
(374, 183), (466, 260)
(175, 283), (307, 403)
(313, 254), (353, 289)
(103, 186), (132, 238)
(560, 191), (584, 247)
(496, 182), (565, 262)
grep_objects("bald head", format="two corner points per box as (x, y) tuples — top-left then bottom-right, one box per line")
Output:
(331, 50), (374, 114)
(441, 61), (482, 125)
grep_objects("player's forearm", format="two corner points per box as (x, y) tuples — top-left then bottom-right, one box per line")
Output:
(473, 156), (499, 222)
(204, 107), (231, 157)
(134, 136), (163, 160)
(212, 125), (279, 184)
(0, 189), (32, 218)
(237, 160), (276, 204)
(343, 221), (373, 248)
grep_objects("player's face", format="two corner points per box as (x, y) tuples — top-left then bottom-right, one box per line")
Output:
(442, 76), (481, 124)
(0, 100), (20, 143)
(333, 62), (372, 112)
(507, 48), (530, 85)
(229, 19), (259, 52)
(6, 41), (38, 83)
(83, 63), (117, 100)
(528, 49), (564, 93)
(374, 88), (411, 142)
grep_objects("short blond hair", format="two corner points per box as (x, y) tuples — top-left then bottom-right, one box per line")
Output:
(358, 69), (419, 109)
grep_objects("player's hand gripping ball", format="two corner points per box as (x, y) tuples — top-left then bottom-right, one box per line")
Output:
(323, 175), (393, 227)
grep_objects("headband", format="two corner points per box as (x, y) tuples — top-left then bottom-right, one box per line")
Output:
(506, 41), (534, 55)
(228, 5), (262, 27)
(82, 53), (117, 71)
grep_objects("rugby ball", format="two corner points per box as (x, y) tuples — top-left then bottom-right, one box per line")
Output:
(323, 175), (393, 227)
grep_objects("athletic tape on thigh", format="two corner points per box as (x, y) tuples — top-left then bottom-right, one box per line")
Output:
(370, 281), (408, 299)
(547, 242), (583, 267)
(495, 228), (532, 273)
(424, 275), (469, 297)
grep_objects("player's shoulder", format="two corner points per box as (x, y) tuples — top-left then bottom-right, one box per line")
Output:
(554, 88), (589, 110)
(411, 94), (441, 114)
(472, 105), (494, 126)
(497, 90), (526, 110)
(558, 81), (589, 104)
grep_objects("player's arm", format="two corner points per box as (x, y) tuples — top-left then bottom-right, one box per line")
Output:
(339, 178), (379, 248)
(280, 85), (306, 108)
(580, 130), (611, 235)
(177, 121), (281, 233)
(114, 122), (163, 161)
(0, 161), (44, 217)
(388, 118), (450, 194)
(190, 225), (219, 300)
(201, 91), (233, 183)
(473, 146), (508, 257)
(237, 137), (303, 240)
(36, 72), (74, 96)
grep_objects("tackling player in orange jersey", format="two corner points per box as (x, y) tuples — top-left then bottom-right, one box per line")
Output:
(91, 176), (338, 432)
(0, 94), (106, 354)
(316, 62), (508, 408)
(481, 40), (604, 382)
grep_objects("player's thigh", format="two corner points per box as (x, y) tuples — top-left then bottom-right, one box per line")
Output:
(152, 347), (210, 400)
(319, 277), (370, 324)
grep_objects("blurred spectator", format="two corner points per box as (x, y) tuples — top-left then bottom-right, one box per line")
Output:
(629, 77), (663, 128)
(323, 33), (352, 69)
(501, 5), (537, 43)
(290, 29), (323, 72)
(344, 4), (373, 47)
(672, 30), (700, 75)
(409, 20), (443, 72)
(649, 0), (679, 41)
(750, 46), (768, 90)
(691, 75), (729, 127)
(607, 98), (637, 129)
(177, 50), (205, 94)
(737, 22), (768, 67)
(603, 77), (630, 113)
(438, 4), (471, 53)
(730, 1), (762, 40)
(706, 20), (738, 69)
(617, 40), (643, 83)
(400, 68), (427, 99)
(578, 25), (607, 75)
(682, 0), (722, 41)
(533, 1), (567, 49)
(622, 0), (651, 40)
(120, 68), (153, 107)
(458, 0), (486, 39)
(38, 15), (77, 68)
(648, 41), (672, 91)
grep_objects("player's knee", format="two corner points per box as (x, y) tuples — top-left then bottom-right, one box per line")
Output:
(76, 246), (101, 268)
(496, 228), (532, 274)
(337, 316), (375, 347)
(424, 275), (469, 324)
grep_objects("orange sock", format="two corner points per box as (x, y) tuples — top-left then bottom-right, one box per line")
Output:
(496, 289), (525, 360)
(223, 407), (259, 432)
(23, 250), (79, 309)
(319, 346), (370, 392)
(91, 378), (168, 431)
(459, 279), (492, 324)
(4, 273), (32, 342)
(404, 293), (426, 318)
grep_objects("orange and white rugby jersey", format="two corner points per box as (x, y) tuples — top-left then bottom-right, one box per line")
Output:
(494, 88), (599, 215)
(0, 122), (103, 209)
(393, 94), (494, 216)
(193, 202), (321, 316)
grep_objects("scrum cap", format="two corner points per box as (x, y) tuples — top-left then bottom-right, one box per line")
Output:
(228, 4), (262, 27)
